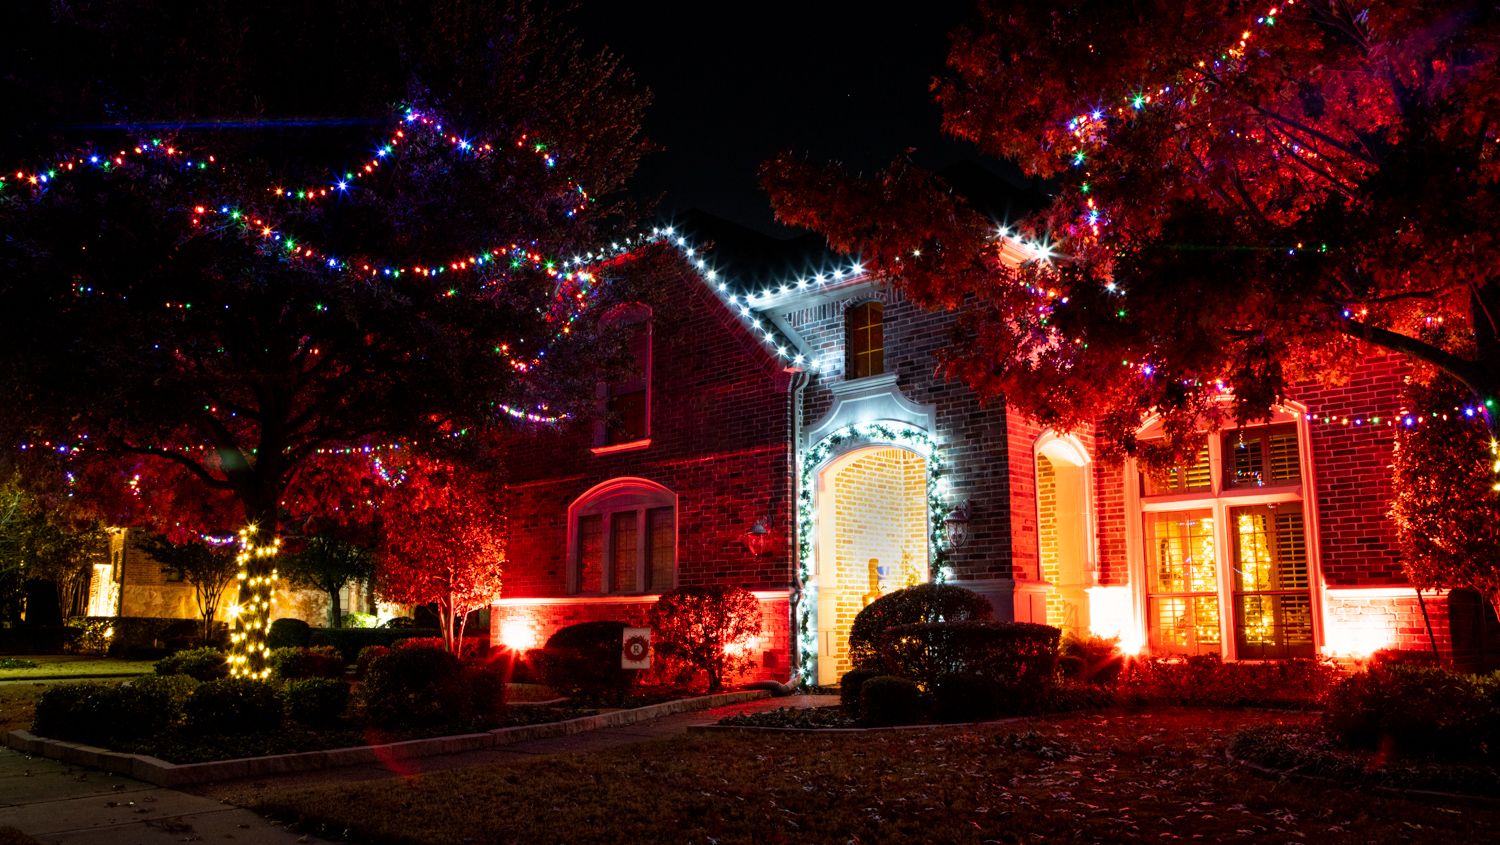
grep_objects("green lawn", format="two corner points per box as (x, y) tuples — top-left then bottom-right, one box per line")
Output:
(0, 655), (155, 680)
(256, 708), (1497, 844)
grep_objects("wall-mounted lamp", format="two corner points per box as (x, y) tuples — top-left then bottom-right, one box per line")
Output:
(744, 520), (771, 557)
(943, 502), (971, 551)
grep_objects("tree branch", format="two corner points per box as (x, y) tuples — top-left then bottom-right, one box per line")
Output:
(113, 442), (237, 490)
(1337, 318), (1485, 392)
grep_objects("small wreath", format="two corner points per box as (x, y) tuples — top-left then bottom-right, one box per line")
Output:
(624, 635), (650, 662)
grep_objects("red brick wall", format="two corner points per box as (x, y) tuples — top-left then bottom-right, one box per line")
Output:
(1093, 459), (1129, 586)
(496, 256), (796, 669)
(1291, 351), (1410, 587)
(492, 593), (792, 683)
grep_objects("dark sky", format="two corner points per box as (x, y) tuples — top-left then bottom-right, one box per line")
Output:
(573, 1), (995, 237)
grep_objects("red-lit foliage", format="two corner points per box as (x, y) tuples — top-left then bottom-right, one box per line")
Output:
(376, 457), (505, 655)
(648, 585), (761, 692)
(763, 1), (1500, 468)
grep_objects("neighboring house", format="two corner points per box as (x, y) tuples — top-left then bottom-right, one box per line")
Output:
(491, 219), (1497, 684)
(85, 529), (367, 628)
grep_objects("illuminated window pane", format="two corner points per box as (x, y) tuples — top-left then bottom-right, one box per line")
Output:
(1142, 447), (1211, 496)
(1145, 510), (1221, 655)
(647, 507), (674, 591)
(611, 512), (639, 593)
(1231, 504), (1314, 658)
(577, 514), (603, 593)
(1224, 425), (1300, 488)
(846, 301), (885, 379)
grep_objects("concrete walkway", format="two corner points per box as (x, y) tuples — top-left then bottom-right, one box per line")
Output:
(0, 693), (835, 843)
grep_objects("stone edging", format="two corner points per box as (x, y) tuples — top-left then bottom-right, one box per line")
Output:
(1227, 749), (1500, 810)
(5, 689), (768, 787)
(689, 716), (1022, 735)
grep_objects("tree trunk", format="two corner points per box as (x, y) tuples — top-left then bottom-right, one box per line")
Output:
(327, 585), (342, 629)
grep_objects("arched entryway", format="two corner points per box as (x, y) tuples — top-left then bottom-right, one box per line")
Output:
(1035, 434), (1095, 638)
(814, 445), (930, 684)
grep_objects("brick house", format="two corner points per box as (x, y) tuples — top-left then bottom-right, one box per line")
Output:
(491, 224), (1492, 684)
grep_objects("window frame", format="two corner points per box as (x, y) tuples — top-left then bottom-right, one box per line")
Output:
(844, 300), (885, 381)
(1124, 403), (1325, 660)
(566, 478), (677, 596)
(593, 308), (652, 453)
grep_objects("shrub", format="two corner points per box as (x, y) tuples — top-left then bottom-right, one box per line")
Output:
(1059, 633), (1124, 685)
(877, 620), (1060, 701)
(66, 618), (114, 656)
(154, 646), (228, 681)
(1324, 664), (1496, 761)
(465, 662), (508, 721)
(111, 674), (199, 738)
(269, 646), (345, 680)
(649, 585), (762, 692)
(309, 626), (441, 663)
(839, 667), (884, 716)
(859, 675), (926, 727)
(848, 584), (994, 669)
(182, 678), (284, 735)
(32, 682), (120, 744)
(537, 621), (640, 702)
(267, 618), (313, 650)
(341, 612), (378, 629)
(1038, 679), (1119, 713)
(362, 644), (467, 729)
(355, 645), (391, 679)
(1120, 654), (1340, 709)
(1369, 648), (1443, 668)
(282, 678), (351, 727)
(933, 672), (1003, 723)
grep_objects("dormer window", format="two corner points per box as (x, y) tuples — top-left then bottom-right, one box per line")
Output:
(845, 301), (884, 380)
(596, 312), (651, 451)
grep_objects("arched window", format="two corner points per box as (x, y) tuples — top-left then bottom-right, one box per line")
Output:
(845, 301), (884, 380)
(1129, 407), (1320, 659)
(568, 478), (677, 595)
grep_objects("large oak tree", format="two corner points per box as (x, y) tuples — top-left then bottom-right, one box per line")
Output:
(0, 0), (653, 674)
(763, 1), (1499, 469)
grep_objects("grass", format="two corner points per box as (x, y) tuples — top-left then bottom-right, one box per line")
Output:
(0, 655), (155, 680)
(255, 708), (1499, 844)
(0, 682), (54, 732)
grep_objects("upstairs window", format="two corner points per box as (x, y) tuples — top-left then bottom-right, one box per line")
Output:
(569, 479), (676, 595)
(599, 316), (651, 448)
(845, 301), (884, 380)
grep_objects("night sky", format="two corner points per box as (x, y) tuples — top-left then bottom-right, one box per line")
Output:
(573, 1), (1013, 237)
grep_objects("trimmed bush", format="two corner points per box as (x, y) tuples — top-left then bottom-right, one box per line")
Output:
(465, 662), (508, 720)
(877, 620), (1060, 699)
(267, 618), (313, 650)
(848, 584), (994, 669)
(859, 675), (926, 727)
(1120, 654), (1340, 709)
(1324, 664), (1496, 761)
(282, 678), (351, 727)
(154, 646), (228, 681)
(183, 678), (284, 736)
(537, 621), (640, 702)
(933, 672), (1003, 723)
(362, 644), (467, 729)
(309, 626), (441, 663)
(840, 667), (884, 716)
(1059, 633), (1124, 685)
(269, 646), (345, 680)
(1369, 648), (1443, 668)
(65, 616), (204, 656)
(115, 674), (199, 737)
(355, 645), (391, 679)
(32, 682), (120, 744)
